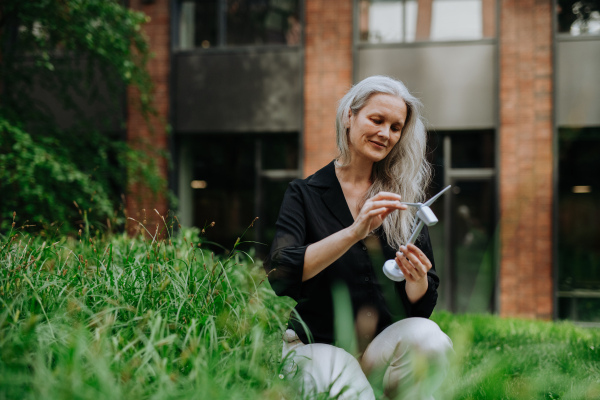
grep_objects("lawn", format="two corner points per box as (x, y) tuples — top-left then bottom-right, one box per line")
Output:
(432, 312), (600, 399)
(1, 221), (598, 399)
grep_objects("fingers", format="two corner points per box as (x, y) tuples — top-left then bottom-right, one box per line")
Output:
(360, 200), (406, 218)
(395, 244), (432, 282)
(405, 244), (432, 269)
(364, 208), (388, 220)
(358, 193), (407, 221)
(370, 192), (403, 202)
(367, 200), (407, 211)
(352, 193), (406, 239)
(360, 200), (405, 227)
(357, 199), (406, 224)
(395, 253), (421, 282)
(394, 255), (411, 279)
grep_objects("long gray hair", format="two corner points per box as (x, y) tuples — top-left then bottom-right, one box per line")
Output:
(335, 75), (432, 249)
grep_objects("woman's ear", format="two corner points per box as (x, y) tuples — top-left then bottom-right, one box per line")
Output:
(346, 109), (353, 130)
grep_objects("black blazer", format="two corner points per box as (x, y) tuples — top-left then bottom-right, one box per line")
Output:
(264, 161), (439, 345)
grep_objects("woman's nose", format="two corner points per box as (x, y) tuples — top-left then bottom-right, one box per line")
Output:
(377, 125), (390, 138)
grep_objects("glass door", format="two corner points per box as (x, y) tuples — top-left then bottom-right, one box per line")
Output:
(254, 133), (301, 257)
(557, 127), (600, 323)
(428, 130), (497, 312)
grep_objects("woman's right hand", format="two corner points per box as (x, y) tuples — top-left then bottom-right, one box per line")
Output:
(349, 192), (407, 240)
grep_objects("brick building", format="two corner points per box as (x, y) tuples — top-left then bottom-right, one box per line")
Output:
(129, 0), (600, 323)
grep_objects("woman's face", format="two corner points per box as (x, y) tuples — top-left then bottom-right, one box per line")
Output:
(347, 93), (408, 164)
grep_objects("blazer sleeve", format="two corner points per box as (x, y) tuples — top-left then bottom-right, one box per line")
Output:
(264, 180), (309, 301)
(393, 226), (440, 318)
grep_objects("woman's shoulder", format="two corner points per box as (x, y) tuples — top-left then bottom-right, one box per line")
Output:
(295, 160), (336, 189)
(283, 161), (336, 202)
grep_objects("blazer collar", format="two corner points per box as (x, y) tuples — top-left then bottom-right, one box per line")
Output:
(308, 161), (355, 228)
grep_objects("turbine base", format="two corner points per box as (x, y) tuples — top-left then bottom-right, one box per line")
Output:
(383, 259), (405, 282)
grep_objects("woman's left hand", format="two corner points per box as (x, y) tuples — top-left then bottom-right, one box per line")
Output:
(395, 244), (431, 303)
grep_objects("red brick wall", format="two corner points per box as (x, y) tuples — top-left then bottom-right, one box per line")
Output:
(499, 0), (554, 318)
(303, 0), (353, 176)
(126, 0), (170, 236)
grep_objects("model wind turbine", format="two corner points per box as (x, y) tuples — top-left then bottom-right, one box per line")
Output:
(383, 185), (452, 282)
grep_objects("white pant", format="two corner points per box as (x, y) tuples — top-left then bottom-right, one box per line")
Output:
(281, 318), (453, 400)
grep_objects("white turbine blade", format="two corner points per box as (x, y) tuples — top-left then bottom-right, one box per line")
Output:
(400, 202), (422, 207)
(424, 185), (452, 207)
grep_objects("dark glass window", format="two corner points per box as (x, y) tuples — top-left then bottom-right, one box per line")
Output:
(190, 135), (257, 247)
(178, 0), (302, 49)
(557, 0), (600, 36)
(180, 133), (299, 252)
(450, 129), (495, 168)
(557, 127), (600, 322)
(260, 179), (291, 247)
(256, 133), (300, 251)
(261, 134), (299, 170)
(194, 1), (219, 48)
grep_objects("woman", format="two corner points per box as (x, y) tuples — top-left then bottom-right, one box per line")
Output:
(265, 76), (452, 399)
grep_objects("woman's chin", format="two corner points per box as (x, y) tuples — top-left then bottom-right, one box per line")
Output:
(349, 148), (391, 164)
(368, 151), (391, 163)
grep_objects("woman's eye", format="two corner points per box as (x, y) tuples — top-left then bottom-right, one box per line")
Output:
(371, 118), (382, 124)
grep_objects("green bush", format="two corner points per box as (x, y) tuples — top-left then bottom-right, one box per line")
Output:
(0, 0), (164, 233)
(0, 118), (116, 232)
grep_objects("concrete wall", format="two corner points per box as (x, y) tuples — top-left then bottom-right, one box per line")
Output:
(356, 42), (496, 130)
(557, 39), (600, 127)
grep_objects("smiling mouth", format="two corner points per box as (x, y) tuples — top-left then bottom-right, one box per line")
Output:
(370, 140), (386, 148)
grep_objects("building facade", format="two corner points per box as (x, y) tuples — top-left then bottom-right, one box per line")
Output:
(128, 0), (600, 323)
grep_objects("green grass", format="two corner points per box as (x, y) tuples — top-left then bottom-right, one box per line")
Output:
(1, 219), (599, 399)
(0, 219), (297, 399)
(432, 312), (600, 400)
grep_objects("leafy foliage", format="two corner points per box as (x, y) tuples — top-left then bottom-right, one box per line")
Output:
(0, 118), (117, 231)
(0, 0), (162, 233)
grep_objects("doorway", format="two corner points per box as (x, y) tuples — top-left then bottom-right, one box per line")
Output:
(427, 129), (497, 313)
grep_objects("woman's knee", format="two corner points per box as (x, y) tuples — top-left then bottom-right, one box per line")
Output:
(364, 318), (452, 398)
(362, 318), (452, 378)
(391, 318), (453, 360)
(285, 343), (375, 400)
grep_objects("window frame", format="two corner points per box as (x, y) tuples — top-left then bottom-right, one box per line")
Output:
(353, 0), (498, 48)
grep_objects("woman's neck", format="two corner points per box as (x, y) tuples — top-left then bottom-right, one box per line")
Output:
(335, 157), (373, 187)
(335, 157), (373, 219)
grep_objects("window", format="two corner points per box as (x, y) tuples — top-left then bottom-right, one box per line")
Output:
(177, 133), (300, 253)
(358, 0), (496, 44)
(178, 0), (302, 50)
(557, 0), (600, 36)
(557, 127), (600, 322)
